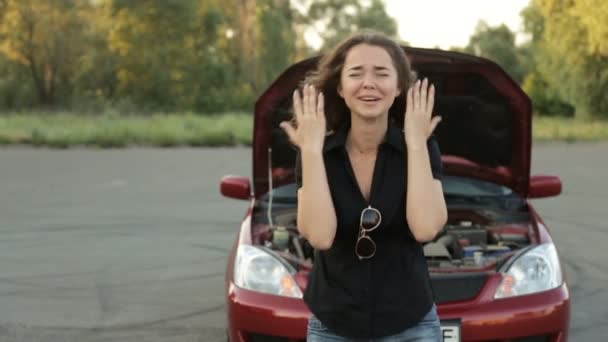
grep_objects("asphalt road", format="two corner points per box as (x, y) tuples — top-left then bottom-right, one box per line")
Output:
(0, 143), (606, 341)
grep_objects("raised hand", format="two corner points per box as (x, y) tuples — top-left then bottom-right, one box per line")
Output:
(404, 78), (442, 150)
(280, 84), (327, 154)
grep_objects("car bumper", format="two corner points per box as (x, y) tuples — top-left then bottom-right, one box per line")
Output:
(227, 282), (309, 342)
(440, 281), (570, 342)
(226, 281), (569, 342)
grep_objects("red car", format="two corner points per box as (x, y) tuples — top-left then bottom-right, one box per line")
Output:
(220, 47), (569, 342)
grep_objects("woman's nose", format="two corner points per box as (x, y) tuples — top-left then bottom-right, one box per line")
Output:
(362, 76), (376, 89)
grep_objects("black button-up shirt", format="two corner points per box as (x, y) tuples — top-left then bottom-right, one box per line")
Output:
(295, 120), (443, 339)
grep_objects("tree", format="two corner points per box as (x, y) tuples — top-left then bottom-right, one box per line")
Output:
(520, 3), (574, 116)
(0, 0), (93, 107)
(296, 0), (398, 52)
(107, 0), (297, 112)
(197, 0), (298, 110)
(0, 0), (400, 113)
(464, 21), (526, 84)
(255, 0), (298, 91)
(107, 0), (203, 110)
(71, 1), (119, 104)
(531, 0), (608, 118)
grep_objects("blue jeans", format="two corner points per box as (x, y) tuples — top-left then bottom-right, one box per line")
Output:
(307, 304), (442, 342)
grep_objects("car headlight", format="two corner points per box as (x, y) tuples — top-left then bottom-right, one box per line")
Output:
(495, 243), (563, 299)
(233, 245), (303, 298)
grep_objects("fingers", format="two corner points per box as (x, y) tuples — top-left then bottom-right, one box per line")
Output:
(306, 85), (312, 116)
(287, 84), (323, 147)
(293, 88), (302, 122)
(299, 84), (321, 117)
(279, 121), (298, 146)
(408, 78), (435, 115)
(302, 85), (310, 118)
(429, 115), (442, 135)
(309, 85), (317, 117)
(317, 91), (324, 119)
(300, 84), (324, 118)
(420, 78), (428, 114)
(406, 86), (413, 114)
(414, 80), (421, 111)
(427, 83), (435, 115)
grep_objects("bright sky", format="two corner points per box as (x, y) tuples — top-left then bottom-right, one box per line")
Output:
(305, 0), (532, 49)
(386, 0), (532, 49)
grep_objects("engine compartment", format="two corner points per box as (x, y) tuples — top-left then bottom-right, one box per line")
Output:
(252, 207), (535, 272)
(423, 220), (530, 269)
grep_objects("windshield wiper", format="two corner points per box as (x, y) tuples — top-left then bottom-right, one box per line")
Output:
(444, 194), (486, 204)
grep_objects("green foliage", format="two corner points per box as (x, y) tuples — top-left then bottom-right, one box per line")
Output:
(0, 112), (254, 147)
(298, 0), (398, 51)
(518, 2), (574, 117)
(0, 0), (96, 106)
(255, 0), (296, 90)
(73, 2), (119, 102)
(532, 116), (608, 141)
(530, 0), (608, 119)
(465, 21), (527, 84)
(0, 54), (35, 109)
(108, 0), (200, 109)
(0, 0), (399, 114)
(522, 72), (574, 117)
(2, 112), (607, 146)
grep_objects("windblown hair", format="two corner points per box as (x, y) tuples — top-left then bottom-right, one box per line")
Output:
(302, 30), (416, 132)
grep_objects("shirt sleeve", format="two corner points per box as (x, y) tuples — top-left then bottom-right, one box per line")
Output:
(427, 135), (443, 180)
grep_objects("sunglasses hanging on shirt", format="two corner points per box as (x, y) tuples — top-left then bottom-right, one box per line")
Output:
(355, 206), (382, 260)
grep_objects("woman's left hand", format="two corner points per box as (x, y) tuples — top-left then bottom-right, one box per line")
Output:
(404, 78), (442, 150)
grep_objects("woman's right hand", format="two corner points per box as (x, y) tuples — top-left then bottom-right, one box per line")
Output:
(280, 84), (326, 153)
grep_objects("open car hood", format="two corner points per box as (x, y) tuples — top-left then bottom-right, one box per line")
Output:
(252, 47), (532, 198)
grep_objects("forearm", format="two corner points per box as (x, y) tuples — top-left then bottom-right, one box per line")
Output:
(405, 146), (448, 242)
(297, 150), (337, 250)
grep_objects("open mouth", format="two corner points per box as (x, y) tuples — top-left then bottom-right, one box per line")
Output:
(358, 96), (381, 103)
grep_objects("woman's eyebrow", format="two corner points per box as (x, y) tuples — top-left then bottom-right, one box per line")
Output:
(345, 65), (391, 71)
(346, 65), (364, 71)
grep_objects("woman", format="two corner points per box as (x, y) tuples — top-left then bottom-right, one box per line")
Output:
(280, 30), (447, 341)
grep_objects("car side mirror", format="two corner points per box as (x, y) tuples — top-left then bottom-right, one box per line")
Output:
(220, 175), (251, 200)
(529, 174), (562, 198)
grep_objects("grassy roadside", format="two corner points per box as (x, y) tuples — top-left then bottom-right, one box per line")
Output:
(0, 112), (253, 148)
(532, 116), (608, 142)
(1, 112), (607, 148)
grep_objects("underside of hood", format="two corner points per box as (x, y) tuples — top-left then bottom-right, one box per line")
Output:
(252, 47), (532, 198)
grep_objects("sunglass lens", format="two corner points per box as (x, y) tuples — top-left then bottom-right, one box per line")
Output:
(361, 208), (380, 230)
(356, 236), (375, 258)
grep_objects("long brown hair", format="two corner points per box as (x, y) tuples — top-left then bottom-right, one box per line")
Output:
(303, 30), (416, 132)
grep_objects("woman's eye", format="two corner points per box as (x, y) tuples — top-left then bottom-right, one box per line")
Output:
(349, 74), (361, 77)
(377, 74), (389, 77)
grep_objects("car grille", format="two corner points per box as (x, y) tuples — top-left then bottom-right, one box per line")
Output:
(507, 336), (550, 342)
(430, 272), (488, 304)
(249, 333), (304, 342)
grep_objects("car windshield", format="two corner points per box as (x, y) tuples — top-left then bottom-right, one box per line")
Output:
(442, 175), (513, 197)
(259, 175), (516, 203)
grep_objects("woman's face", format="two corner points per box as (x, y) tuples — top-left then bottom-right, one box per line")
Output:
(338, 44), (401, 121)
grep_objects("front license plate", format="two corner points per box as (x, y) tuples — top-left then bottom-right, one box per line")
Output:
(440, 322), (461, 342)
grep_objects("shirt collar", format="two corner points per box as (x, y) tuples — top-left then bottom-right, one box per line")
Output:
(323, 120), (405, 153)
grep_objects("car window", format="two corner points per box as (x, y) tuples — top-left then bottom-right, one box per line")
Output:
(259, 182), (298, 203)
(260, 175), (513, 202)
(442, 175), (513, 197)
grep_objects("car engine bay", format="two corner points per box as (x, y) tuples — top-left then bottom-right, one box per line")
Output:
(252, 207), (534, 272)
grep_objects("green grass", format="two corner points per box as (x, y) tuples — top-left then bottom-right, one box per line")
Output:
(0, 112), (253, 147)
(0, 112), (607, 148)
(532, 116), (608, 142)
